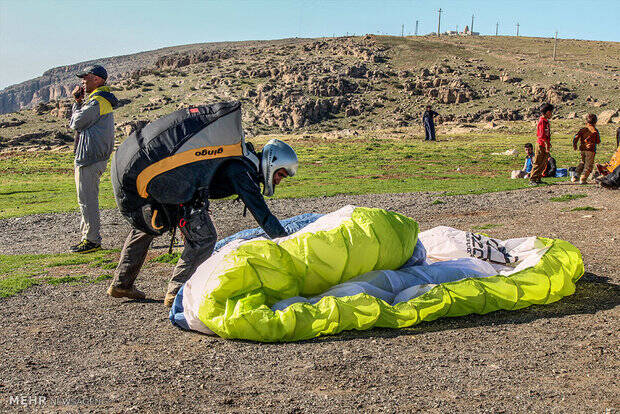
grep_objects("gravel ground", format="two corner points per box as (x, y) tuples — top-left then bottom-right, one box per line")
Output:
(0, 183), (618, 413)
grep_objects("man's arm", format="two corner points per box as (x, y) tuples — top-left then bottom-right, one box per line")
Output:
(224, 164), (288, 239)
(573, 132), (579, 150)
(69, 99), (101, 131)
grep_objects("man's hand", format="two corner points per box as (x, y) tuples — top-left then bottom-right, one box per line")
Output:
(72, 85), (84, 102)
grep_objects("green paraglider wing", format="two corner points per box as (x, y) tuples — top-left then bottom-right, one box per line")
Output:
(176, 206), (583, 342)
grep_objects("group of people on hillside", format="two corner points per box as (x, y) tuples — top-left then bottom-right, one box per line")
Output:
(423, 101), (620, 188)
(508, 103), (619, 187)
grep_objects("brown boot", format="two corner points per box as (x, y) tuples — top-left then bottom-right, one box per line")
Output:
(107, 285), (146, 300)
(164, 292), (176, 308)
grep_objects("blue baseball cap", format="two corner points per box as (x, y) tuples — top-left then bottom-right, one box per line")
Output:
(77, 64), (108, 81)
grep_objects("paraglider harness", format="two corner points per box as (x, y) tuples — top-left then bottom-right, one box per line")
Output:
(154, 191), (206, 255)
(111, 102), (261, 249)
(154, 144), (261, 254)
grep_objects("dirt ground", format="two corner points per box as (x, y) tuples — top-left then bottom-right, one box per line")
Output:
(0, 183), (618, 413)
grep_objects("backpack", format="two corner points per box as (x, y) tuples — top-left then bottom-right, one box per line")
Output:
(111, 101), (257, 235)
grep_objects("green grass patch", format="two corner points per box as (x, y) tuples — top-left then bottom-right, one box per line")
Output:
(88, 256), (118, 269)
(0, 152), (116, 219)
(0, 250), (118, 297)
(0, 275), (40, 298)
(43, 274), (89, 285)
(1, 128), (617, 219)
(431, 199), (445, 205)
(93, 273), (113, 283)
(48, 256), (97, 267)
(570, 206), (598, 211)
(151, 252), (181, 264)
(550, 194), (588, 202)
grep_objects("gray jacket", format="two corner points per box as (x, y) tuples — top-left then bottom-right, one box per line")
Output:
(69, 87), (118, 167)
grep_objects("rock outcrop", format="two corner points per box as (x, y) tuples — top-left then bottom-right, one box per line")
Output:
(598, 109), (618, 124)
(0, 38), (310, 114)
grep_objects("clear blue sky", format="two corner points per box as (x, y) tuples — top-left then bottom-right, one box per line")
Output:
(1, 0), (618, 89)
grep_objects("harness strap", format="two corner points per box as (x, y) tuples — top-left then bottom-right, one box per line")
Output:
(168, 226), (177, 255)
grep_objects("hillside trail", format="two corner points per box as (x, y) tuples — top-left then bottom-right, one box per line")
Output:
(0, 183), (618, 412)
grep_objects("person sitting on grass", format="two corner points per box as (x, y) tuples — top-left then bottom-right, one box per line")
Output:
(512, 143), (534, 179)
(529, 103), (554, 186)
(572, 113), (601, 184)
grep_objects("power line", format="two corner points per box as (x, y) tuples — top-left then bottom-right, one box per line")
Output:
(471, 14), (474, 33)
(516, 22), (520, 36)
(496, 22), (499, 36)
(415, 20), (419, 36)
(437, 8), (442, 36)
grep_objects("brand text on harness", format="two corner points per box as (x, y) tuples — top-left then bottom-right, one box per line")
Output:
(195, 147), (224, 157)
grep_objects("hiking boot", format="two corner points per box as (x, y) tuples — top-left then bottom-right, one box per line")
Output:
(571, 177), (577, 183)
(164, 292), (176, 308)
(70, 239), (101, 254)
(107, 285), (146, 300)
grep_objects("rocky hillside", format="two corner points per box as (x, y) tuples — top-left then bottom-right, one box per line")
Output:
(0, 38), (308, 114)
(1, 35), (619, 149)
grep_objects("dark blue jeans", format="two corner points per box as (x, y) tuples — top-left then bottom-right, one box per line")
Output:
(424, 121), (436, 141)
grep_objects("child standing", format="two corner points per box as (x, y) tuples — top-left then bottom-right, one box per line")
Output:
(572, 113), (601, 184)
(529, 103), (554, 185)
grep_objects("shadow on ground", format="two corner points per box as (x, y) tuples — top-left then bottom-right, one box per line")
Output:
(307, 272), (619, 344)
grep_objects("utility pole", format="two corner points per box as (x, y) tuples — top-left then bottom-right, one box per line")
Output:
(495, 22), (499, 36)
(415, 20), (419, 36)
(471, 14), (474, 33)
(516, 23), (520, 36)
(401, 24), (404, 37)
(553, 31), (558, 61)
(437, 8), (442, 36)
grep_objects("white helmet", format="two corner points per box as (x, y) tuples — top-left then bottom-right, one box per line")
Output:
(260, 139), (298, 196)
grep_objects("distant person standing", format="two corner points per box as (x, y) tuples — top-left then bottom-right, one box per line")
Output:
(422, 105), (440, 141)
(529, 103), (554, 186)
(572, 113), (600, 184)
(68, 65), (118, 253)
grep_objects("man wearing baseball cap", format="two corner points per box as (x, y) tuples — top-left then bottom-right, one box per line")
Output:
(69, 64), (118, 253)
